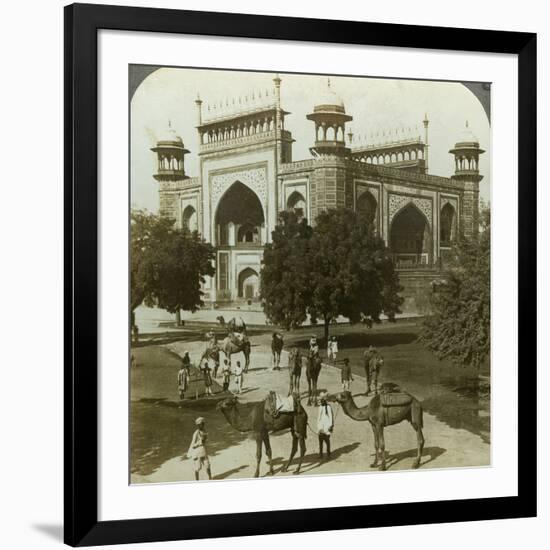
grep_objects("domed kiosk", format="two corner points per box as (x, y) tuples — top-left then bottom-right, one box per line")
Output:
(307, 79), (353, 156)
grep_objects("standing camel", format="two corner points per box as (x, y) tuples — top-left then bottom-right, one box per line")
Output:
(306, 352), (323, 405)
(203, 335), (251, 373)
(217, 394), (307, 477)
(335, 391), (425, 471)
(288, 348), (303, 396)
(217, 316), (247, 333)
(271, 332), (284, 370)
(364, 352), (384, 395)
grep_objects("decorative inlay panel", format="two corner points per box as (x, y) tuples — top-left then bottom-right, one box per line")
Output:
(211, 167), (267, 211)
(356, 185), (379, 203)
(388, 193), (432, 225)
(441, 196), (458, 211)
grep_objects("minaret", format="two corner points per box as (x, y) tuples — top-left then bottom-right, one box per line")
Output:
(151, 121), (189, 182)
(273, 73), (283, 164)
(306, 78), (353, 157)
(449, 121), (485, 184)
(423, 113), (430, 173)
(195, 94), (203, 126)
(449, 121), (485, 238)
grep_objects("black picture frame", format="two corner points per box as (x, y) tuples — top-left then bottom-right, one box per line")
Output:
(64, 2), (537, 546)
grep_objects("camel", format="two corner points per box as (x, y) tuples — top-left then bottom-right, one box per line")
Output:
(306, 352), (323, 405)
(271, 332), (284, 369)
(364, 352), (384, 395)
(335, 390), (425, 471)
(202, 334), (251, 373)
(217, 393), (308, 477)
(288, 348), (303, 396)
(217, 315), (247, 333)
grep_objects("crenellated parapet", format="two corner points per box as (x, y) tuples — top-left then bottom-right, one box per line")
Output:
(348, 123), (428, 173)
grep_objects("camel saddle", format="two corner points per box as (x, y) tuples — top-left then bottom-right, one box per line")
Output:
(379, 392), (413, 408)
(229, 332), (248, 346)
(266, 391), (296, 418)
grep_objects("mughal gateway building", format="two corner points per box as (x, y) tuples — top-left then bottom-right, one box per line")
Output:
(151, 75), (485, 313)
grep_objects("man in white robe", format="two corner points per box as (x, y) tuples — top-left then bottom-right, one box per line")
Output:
(317, 391), (334, 460)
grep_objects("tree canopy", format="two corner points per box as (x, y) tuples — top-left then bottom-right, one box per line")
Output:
(131, 210), (215, 319)
(260, 210), (314, 330)
(260, 208), (403, 341)
(420, 206), (490, 368)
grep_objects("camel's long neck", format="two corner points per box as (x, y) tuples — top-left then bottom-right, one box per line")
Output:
(340, 397), (371, 421)
(222, 405), (251, 433)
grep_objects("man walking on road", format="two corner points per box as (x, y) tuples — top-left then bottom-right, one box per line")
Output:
(188, 417), (212, 481)
(234, 361), (244, 394)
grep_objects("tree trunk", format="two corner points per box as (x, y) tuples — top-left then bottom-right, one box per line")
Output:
(130, 310), (135, 329)
(175, 310), (181, 326)
(324, 316), (330, 344)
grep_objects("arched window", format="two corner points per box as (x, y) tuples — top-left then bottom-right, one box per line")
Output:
(182, 205), (197, 232)
(440, 203), (456, 246)
(237, 223), (260, 243)
(287, 191), (306, 220)
(356, 191), (378, 227)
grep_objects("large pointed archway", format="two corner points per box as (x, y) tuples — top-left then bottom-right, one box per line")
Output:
(390, 204), (432, 268)
(214, 181), (265, 246)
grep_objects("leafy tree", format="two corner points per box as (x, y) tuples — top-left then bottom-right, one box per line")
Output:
(420, 206), (490, 368)
(260, 211), (314, 330)
(307, 208), (403, 342)
(131, 209), (215, 324)
(260, 208), (403, 342)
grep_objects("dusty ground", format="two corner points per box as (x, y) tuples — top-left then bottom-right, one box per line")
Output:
(130, 324), (490, 484)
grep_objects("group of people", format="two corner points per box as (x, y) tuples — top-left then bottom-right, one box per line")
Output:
(177, 351), (246, 400)
(183, 330), (385, 480)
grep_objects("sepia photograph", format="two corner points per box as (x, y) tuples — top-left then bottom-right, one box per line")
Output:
(129, 66), (491, 484)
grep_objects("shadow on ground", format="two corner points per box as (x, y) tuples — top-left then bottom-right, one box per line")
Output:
(385, 445), (447, 469)
(268, 441), (362, 475)
(131, 399), (250, 476)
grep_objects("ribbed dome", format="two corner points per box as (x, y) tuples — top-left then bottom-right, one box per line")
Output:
(157, 123), (183, 146)
(455, 121), (479, 146)
(313, 79), (346, 114)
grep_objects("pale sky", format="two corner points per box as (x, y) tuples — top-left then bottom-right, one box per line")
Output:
(131, 67), (490, 212)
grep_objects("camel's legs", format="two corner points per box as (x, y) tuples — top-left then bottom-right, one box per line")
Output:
(313, 379), (318, 405)
(370, 423), (380, 467)
(294, 436), (306, 474)
(254, 435), (263, 478)
(378, 427), (387, 471)
(412, 424), (425, 469)
(263, 431), (274, 475)
(283, 432), (298, 472)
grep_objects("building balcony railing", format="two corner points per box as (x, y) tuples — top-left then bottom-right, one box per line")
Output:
(392, 253), (437, 270)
